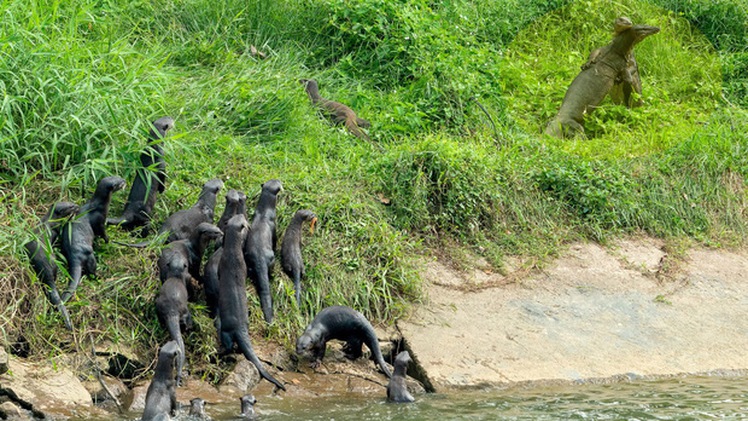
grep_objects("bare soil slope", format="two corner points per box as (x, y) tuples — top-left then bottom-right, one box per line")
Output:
(399, 238), (748, 389)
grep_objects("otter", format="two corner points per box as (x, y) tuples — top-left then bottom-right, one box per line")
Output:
(189, 397), (209, 420)
(386, 351), (415, 403)
(296, 305), (392, 378)
(60, 176), (126, 302)
(239, 394), (256, 419)
(217, 189), (248, 232)
(243, 179), (282, 324)
(107, 116), (174, 235)
(157, 222), (223, 284)
(141, 340), (180, 421)
(300, 79), (371, 141)
(218, 214), (285, 391)
(280, 209), (317, 306)
(119, 178), (224, 247)
(155, 274), (192, 387)
(203, 189), (248, 318)
(24, 201), (79, 330)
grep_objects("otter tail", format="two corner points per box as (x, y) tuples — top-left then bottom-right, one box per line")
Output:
(235, 330), (286, 391)
(345, 119), (370, 141)
(112, 239), (151, 248)
(252, 262), (274, 324)
(46, 287), (73, 331)
(164, 313), (185, 386)
(292, 268), (302, 306)
(106, 216), (126, 226)
(365, 326), (392, 378)
(61, 264), (82, 303)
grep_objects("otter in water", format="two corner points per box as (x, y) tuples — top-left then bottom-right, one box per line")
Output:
(387, 351), (415, 403)
(280, 209), (317, 306)
(141, 340), (180, 421)
(296, 305), (392, 378)
(24, 201), (79, 330)
(108, 116), (174, 235)
(239, 394), (256, 419)
(300, 79), (371, 141)
(60, 176), (126, 302)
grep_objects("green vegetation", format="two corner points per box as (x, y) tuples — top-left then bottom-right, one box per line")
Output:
(0, 0), (746, 381)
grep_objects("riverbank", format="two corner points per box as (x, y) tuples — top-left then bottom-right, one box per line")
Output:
(3, 238), (748, 419)
(401, 237), (748, 389)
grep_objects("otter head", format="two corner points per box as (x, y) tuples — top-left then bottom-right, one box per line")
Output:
(164, 252), (189, 281)
(295, 332), (316, 358)
(240, 394), (256, 412)
(295, 209), (318, 234)
(203, 178), (224, 195)
(226, 189), (248, 208)
(261, 179), (282, 196)
(395, 350), (412, 367)
(96, 176), (127, 199)
(159, 340), (181, 368)
(189, 398), (206, 416)
(196, 222), (223, 242)
(50, 201), (80, 220)
(224, 214), (249, 247)
(150, 116), (175, 140)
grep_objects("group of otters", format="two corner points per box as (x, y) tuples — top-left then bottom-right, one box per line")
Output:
(23, 88), (411, 421)
(23, 18), (658, 419)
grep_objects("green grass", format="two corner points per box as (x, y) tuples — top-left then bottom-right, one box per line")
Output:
(0, 0), (746, 380)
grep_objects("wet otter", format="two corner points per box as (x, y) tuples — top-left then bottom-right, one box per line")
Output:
(239, 394), (256, 419)
(189, 397), (209, 420)
(387, 351), (415, 403)
(60, 176), (126, 302)
(108, 116), (174, 235)
(280, 209), (317, 306)
(218, 214), (286, 391)
(24, 201), (79, 330)
(141, 341), (180, 421)
(155, 274), (192, 387)
(244, 179), (282, 324)
(300, 79), (371, 141)
(296, 305), (392, 378)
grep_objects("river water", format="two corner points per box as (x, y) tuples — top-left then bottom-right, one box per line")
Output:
(88, 375), (748, 420)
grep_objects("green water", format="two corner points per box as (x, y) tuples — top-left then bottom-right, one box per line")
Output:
(104, 376), (748, 420)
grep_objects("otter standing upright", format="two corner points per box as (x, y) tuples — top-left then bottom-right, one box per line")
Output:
(387, 351), (415, 403)
(218, 214), (286, 390)
(280, 209), (317, 306)
(243, 179), (282, 324)
(108, 116), (174, 235)
(24, 201), (79, 330)
(296, 305), (392, 378)
(141, 341), (180, 421)
(204, 189), (248, 319)
(60, 176), (126, 302)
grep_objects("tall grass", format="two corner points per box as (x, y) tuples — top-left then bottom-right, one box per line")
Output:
(0, 0), (746, 379)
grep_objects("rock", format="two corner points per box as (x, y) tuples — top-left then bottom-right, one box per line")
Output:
(82, 375), (128, 403)
(218, 359), (260, 396)
(0, 357), (92, 418)
(0, 347), (8, 375)
(123, 383), (148, 412)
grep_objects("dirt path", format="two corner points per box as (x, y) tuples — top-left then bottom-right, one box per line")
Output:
(399, 238), (748, 390)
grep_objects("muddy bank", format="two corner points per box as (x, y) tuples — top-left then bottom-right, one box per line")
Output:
(399, 238), (748, 389)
